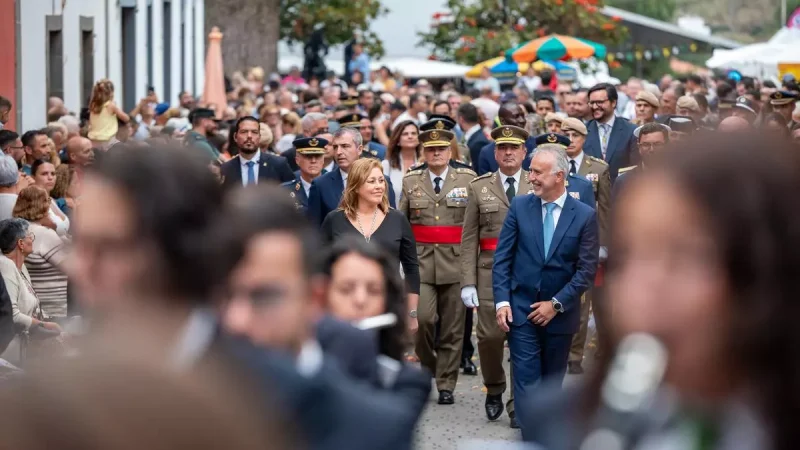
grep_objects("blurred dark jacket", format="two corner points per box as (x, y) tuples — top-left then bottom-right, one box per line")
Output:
(0, 277), (14, 356)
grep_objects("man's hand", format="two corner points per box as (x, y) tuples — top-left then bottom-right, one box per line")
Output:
(496, 306), (512, 333)
(460, 286), (479, 308)
(528, 301), (556, 327)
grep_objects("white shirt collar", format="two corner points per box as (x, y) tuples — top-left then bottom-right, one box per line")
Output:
(569, 151), (585, 172)
(543, 189), (568, 210)
(429, 166), (449, 188)
(239, 151), (261, 167)
(296, 339), (324, 377)
(600, 114), (616, 129)
(464, 124), (482, 143)
(169, 307), (218, 372)
(324, 161), (335, 173)
(300, 177), (312, 195)
(498, 169), (522, 191)
(340, 168), (348, 184)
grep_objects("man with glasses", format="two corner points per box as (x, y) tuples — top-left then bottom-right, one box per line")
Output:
(612, 122), (670, 202)
(583, 83), (638, 182)
(560, 118), (611, 374)
(0, 131), (24, 166)
(399, 126), (476, 406)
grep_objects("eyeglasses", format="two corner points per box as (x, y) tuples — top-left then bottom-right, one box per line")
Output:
(639, 142), (665, 150)
(588, 99), (610, 106)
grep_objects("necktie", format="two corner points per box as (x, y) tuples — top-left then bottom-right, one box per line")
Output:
(246, 161), (256, 185)
(569, 160), (577, 176)
(434, 177), (442, 194)
(505, 178), (516, 202)
(321, 168), (328, 175)
(543, 202), (556, 257)
(601, 124), (610, 159)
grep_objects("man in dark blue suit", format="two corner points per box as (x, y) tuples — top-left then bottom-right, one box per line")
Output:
(308, 127), (395, 226)
(492, 145), (599, 438)
(221, 116), (296, 189)
(281, 136), (327, 213)
(583, 83), (638, 182)
(457, 103), (491, 172)
(477, 104), (536, 175)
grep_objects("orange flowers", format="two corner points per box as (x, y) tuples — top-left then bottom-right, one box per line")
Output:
(602, 23), (615, 30)
(487, 31), (496, 38)
(466, 17), (477, 26)
(513, 23), (525, 31)
(611, 15), (622, 22)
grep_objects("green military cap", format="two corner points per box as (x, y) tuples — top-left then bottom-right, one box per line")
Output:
(293, 136), (328, 155)
(340, 92), (359, 107)
(419, 129), (455, 148)
(420, 115), (457, 132)
(490, 125), (528, 145)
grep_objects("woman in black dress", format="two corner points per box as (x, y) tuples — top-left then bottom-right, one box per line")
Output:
(320, 158), (420, 333)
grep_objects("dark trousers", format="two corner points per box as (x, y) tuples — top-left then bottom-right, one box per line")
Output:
(462, 308), (475, 362)
(507, 321), (572, 437)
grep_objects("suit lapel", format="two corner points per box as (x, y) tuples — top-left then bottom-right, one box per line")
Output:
(587, 122), (601, 158)
(605, 119), (624, 162)
(491, 172), (510, 207)
(577, 153), (590, 177)
(333, 169), (345, 193)
(531, 195), (545, 258)
(419, 168), (438, 201)
(257, 152), (270, 181)
(546, 196), (577, 261)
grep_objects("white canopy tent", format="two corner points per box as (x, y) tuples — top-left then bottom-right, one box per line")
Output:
(706, 27), (800, 78)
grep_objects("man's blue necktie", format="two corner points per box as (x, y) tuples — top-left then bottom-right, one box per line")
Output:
(543, 202), (556, 257)
(246, 161), (256, 185)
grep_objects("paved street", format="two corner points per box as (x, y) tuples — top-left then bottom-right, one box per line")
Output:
(414, 312), (595, 450)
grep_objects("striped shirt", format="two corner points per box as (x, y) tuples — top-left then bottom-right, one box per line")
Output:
(24, 223), (68, 318)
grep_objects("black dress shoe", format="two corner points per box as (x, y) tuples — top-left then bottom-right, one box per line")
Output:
(509, 414), (520, 429)
(438, 390), (455, 405)
(568, 361), (584, 374)
(485, 394), (504, 421)
(462, 358), (478, 375)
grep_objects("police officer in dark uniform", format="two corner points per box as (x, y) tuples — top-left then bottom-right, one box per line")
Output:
(281, 136), (328, 213)
(769, 90), (799, 128)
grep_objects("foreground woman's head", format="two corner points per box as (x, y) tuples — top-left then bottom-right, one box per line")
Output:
(607, 132), (800, 447)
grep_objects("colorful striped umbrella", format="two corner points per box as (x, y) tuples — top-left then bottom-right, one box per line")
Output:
(466, 57), (576, 80)
(510, 34), (606, 62)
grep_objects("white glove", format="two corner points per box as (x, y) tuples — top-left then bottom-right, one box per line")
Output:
(461, 286), (479, 308)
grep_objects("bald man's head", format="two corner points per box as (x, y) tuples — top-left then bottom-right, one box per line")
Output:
(498, 103), (525, 128)
(67, 136), (95, 166)
(717, 116), (751, 133)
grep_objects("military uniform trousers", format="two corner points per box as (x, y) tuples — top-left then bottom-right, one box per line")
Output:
(477, 296), (515, 415)
(417, 281), (465, 392)
(569, 291), (591, 362)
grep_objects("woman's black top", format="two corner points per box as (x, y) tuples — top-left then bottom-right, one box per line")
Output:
(320, 209), (420, 295)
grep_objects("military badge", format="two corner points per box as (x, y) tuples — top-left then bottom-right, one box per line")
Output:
(435, 121), (445, 130)
(502, 127), (513, 138)
(295, 183), (300, 191)
(430, 131), (440, 140)
(585, 173), (599, 182)
(547, 134), (557, 143)
(309, 138), (318, 146)
(481, 186), (488, 194)
(569, 192), (580, 200)
(370, 150), (377, 156)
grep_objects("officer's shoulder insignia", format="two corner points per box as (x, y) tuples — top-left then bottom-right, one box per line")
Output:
(588, 155), (608, 166)
(455, 167), (477, 177)
(405, 169), (424, 177)
(295, 182), (301, 191)
(289, 191), (296, 198)
(618, 165), (637, 174)
(471, 172), (492, 183)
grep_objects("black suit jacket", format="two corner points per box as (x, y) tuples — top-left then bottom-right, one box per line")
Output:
(282, 146), (300, 172)
(0, 276), (14, 355)
(316, 315), (380, 383)
(466, 127), (491, 173)
(221, 152), (295, 189)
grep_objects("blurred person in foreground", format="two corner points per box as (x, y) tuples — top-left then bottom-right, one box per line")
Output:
(219, 185), (430, 449)
(522, 132), (800, 450)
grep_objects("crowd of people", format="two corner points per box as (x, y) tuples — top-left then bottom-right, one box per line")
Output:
(0, 59), (797, 450)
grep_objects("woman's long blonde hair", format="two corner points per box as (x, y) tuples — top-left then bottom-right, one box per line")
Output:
(89, 79), (115, 114)
(338, 158), (389, 219)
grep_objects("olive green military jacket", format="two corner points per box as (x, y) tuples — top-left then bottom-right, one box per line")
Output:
(576, 153), (611, 246)
(399, 164), (477, 285)
(460, 170), (534, 299)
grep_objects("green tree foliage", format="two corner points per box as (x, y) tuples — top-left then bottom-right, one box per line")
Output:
(605, 0), (677, 22)
(281, 0), (389, 58)
(418, 0), (627, 65)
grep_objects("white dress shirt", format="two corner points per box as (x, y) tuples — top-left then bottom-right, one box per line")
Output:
(323, 161), (335, 174)
(341, 169), (349, 187)
(496, 189), (568, 311)
(463, 124), (482, 144)
(569, 151), (585, 175)
(382, 159), (407, 202)
(429, 166), (449, 192)
(498, 170), (522, 197)
(239, 152), (261, 186)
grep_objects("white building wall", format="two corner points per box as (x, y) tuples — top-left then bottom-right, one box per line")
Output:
(150, 0), (164, 97)
(193, 0), (204, 98)
(18, 0), (204, 131)
(183, 0), (194, 96)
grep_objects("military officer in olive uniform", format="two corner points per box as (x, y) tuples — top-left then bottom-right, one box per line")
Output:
(561, 118), (611, 373)
(399, 126), (477, 405)
(460, 125), (532, 428)
(420, 115), (478, 375)
(281, 136), (328, 213)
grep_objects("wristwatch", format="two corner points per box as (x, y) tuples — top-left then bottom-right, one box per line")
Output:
(551, 298), (564, 313)
(408, 309), (418, 318)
